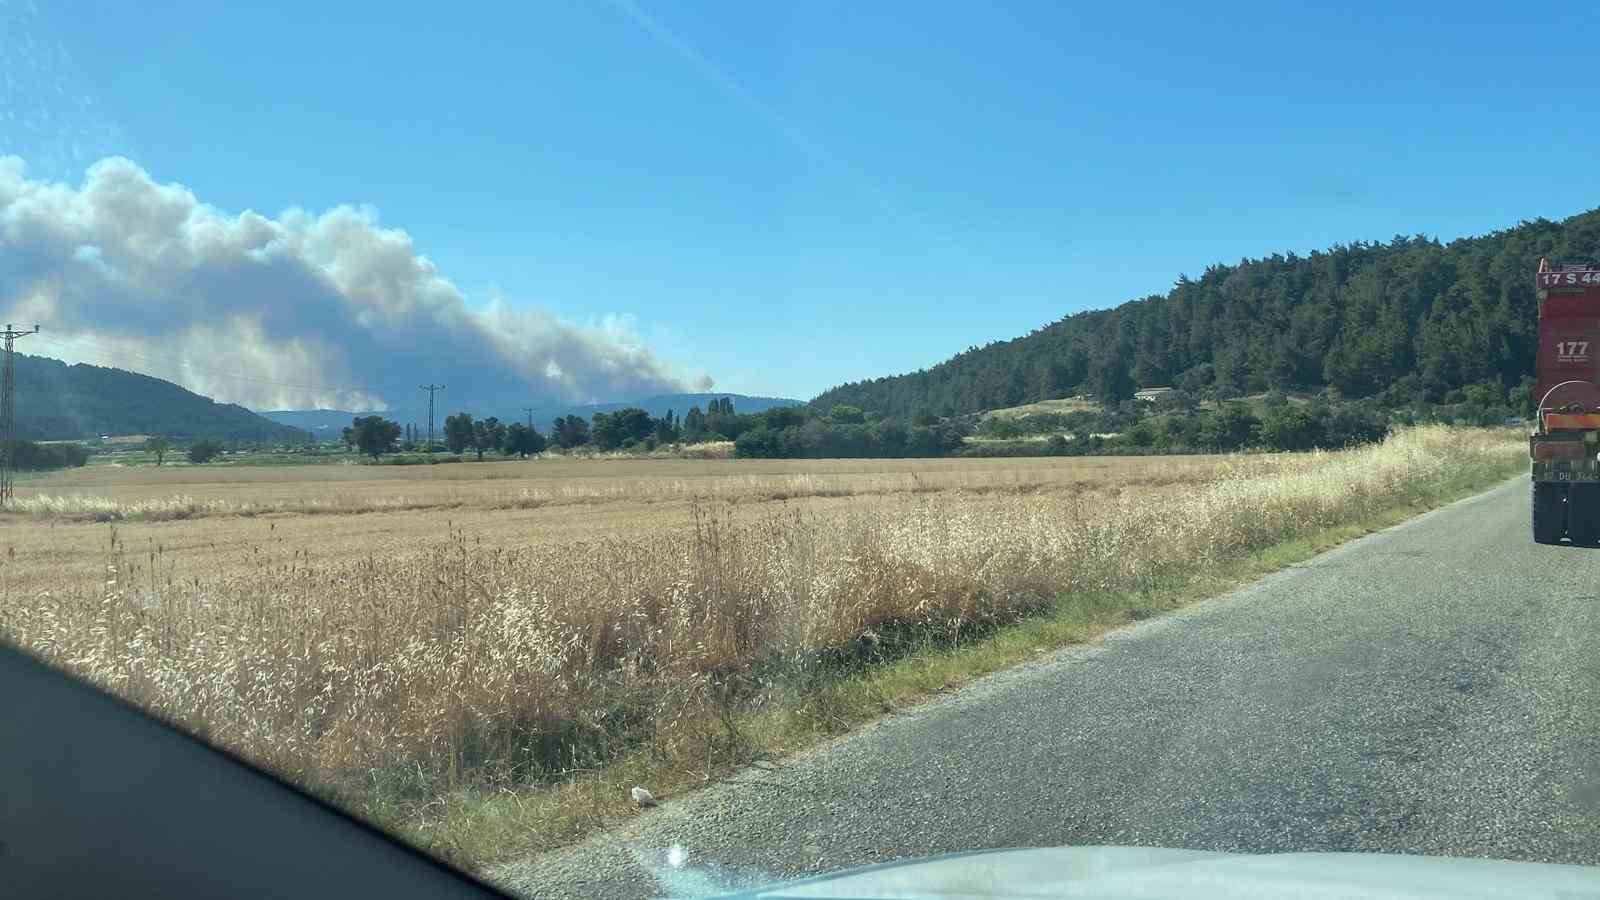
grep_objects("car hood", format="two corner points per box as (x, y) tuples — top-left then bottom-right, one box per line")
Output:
(711, 846), (1600, 899)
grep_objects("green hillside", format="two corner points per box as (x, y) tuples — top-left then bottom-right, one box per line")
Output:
(13, 354), (306, 443)
(813, 209), (1600, 418)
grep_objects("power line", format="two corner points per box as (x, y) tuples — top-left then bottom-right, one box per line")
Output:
(420, 384), (445, 451)
(0, 324), (40, 503)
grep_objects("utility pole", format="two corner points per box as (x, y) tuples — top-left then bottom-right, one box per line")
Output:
(419, 384), (444, 452)
(0, 324), (39, 503)
(524, 407), (535, 430)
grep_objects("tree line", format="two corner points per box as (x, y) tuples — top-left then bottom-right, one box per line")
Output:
(333, 414), (545, 461)
(811, 208), (1600, 420)
(332, 397), (975, 461)
(568, 400), (969, 458)
(140, 436), (227, 465)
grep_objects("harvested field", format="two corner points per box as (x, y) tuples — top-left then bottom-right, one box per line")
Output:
(14, 453), (1284, 515)
(0, 453), (1287, 598)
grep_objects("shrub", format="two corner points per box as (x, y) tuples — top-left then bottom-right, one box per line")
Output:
(187, 440), (224, 464)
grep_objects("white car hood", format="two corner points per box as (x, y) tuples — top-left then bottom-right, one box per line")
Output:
(719, 846), (1600, 900)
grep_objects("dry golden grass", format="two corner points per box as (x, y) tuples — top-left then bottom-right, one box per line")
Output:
(0, 428), (1525, 867)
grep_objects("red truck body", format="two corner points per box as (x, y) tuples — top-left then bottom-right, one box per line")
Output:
(1530, 259), (1600, 543)
(1535, 259), (1600, 416)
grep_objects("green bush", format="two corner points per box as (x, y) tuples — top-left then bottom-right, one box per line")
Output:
(187, 440), (224, 464)
(1253, 406), (1320, 452)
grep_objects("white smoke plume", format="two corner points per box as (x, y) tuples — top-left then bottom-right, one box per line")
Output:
(0, 156), (706, 412)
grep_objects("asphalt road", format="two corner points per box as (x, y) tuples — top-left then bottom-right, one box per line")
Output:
(493, 477), (1600, 898)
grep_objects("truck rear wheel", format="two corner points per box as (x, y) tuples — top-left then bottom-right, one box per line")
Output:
(1568, 483), (1600, 545)
(1533, 481), (1567, 544)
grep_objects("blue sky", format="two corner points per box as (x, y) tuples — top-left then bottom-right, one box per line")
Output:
(6, 0), (1600, 402)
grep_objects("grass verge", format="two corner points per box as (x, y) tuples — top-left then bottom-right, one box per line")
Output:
(429, 463), (1524, 874)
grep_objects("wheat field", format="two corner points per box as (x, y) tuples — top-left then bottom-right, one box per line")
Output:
(0, 428), (1526, 865)
(0, 453), (1289, 598)
(13, 452), (1287, 517)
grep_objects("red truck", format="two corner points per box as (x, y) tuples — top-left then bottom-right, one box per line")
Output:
(1530, 258), (1600, 543)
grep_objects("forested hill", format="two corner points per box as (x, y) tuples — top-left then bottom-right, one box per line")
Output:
(14, 354), (306, 442)
(813, 209), (1600, 418)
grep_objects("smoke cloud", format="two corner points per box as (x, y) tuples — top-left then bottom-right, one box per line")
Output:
(0, 156), (706, 412)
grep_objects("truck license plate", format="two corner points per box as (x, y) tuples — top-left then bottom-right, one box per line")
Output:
(1551, 470), (1600, 482)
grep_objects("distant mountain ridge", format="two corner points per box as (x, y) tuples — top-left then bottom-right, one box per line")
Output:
(13, 354), (306, 442)
(261, 393), (802, 435)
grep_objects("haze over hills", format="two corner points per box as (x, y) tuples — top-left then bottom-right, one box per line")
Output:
(12, 354), (306, 443)
(262, 394), (802, 436)
(813, 209), (1600, 420)
(8, 344), (799, 444)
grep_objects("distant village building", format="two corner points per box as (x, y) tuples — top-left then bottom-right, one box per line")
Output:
(1134, 387), (1175, 403)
